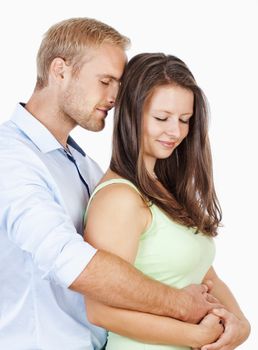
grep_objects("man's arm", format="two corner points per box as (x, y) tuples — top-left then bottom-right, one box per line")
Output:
(0, 146), (219, 323)
(0, 146), (97, 288)
(70, 249), (217, 323)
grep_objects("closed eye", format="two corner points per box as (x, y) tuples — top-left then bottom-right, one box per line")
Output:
(179, 118), (190, 124)
(100, 80), (110, 86)
(154, 117), (168, 121)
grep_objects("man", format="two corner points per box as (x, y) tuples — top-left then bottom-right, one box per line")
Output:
(0, 18), (220, 349)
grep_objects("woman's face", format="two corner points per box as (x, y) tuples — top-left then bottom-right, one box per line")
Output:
(142, 84), (194, 172)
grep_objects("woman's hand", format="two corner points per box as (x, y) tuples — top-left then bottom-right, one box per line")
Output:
(200, 308), (251, 350)
(192, 313), (224, 349)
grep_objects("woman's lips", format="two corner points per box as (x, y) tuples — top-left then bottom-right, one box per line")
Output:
(157, 140), (176, 148)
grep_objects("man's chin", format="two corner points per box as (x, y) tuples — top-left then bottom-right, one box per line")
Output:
(80, 121), (105, 132)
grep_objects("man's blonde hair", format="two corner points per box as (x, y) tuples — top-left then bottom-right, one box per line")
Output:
(36, 17), (130, 89)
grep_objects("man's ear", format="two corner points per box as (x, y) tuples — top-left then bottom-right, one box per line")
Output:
(49, 57), (68, 82)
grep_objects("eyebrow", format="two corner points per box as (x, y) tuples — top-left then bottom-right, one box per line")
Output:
(152, 109), (193, 116)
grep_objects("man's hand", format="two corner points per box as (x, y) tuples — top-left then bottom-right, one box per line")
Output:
(179, 283), (223, 324)
(200, 308), (251, 350)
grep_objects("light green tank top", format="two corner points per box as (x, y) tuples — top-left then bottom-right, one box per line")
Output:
(86, 179), (215, 350)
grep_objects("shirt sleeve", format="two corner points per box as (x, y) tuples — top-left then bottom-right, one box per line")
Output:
(0, 142), (97, 288)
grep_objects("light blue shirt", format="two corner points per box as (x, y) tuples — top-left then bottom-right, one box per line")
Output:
(0, 104), (106, 349)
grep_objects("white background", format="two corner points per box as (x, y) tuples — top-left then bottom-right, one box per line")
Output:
(0, 1), (257, 348)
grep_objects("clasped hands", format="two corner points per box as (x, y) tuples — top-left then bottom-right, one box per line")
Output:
(191, 282), (249, 350)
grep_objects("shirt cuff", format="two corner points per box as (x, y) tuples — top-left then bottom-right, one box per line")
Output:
(49, 238), (97, 288)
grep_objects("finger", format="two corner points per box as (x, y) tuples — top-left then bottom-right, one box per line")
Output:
(212, 308), (230, 320)
(203, 279), (213, 291)
(200, 283), (209, 293)
(212, 308), (228, 316)
(204, 293), (224, 310)
(201, 335), (230, 350)
(206, 293), (220, 304)
(202, 346), (229, 350)
(202, 313), (219, 322)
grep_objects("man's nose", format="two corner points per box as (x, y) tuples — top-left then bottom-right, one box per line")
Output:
(107, 84), (119, 106)
(107, 96), (115, 107)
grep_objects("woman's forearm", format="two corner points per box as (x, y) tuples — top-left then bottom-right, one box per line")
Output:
(204, 268), (249, 324)
(86, 298), (223, 348)
(205, 272), (245, 319)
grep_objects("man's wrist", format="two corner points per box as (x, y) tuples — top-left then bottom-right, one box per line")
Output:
(167, 287), (188, 321)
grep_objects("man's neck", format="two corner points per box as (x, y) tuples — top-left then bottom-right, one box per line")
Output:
(25, 93), (76, 147)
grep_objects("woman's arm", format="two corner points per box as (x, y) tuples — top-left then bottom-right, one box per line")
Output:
(86, 298), (223, 348)
(85, 183), (149, 263)
(200, 267), (251, 350)
(84, 183), (223, 347)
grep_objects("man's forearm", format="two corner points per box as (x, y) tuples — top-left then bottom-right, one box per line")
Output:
(70, 250), (179, 316)
(70, 250), (218, 323)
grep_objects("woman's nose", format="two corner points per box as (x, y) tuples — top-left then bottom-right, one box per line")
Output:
(165, 119), (181, 140)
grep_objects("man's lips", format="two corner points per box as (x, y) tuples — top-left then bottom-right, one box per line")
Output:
(96, 108), (109, 117)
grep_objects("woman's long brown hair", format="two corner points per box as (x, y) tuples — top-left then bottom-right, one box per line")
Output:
(110, 53), (222, 236)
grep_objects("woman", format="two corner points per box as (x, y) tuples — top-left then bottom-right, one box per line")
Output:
(84, 53), (250, 349)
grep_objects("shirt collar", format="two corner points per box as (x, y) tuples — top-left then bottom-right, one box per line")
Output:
(10, 103), (85, 156)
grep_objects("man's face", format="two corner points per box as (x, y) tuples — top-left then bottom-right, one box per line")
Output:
(59, 43), (127, 131)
